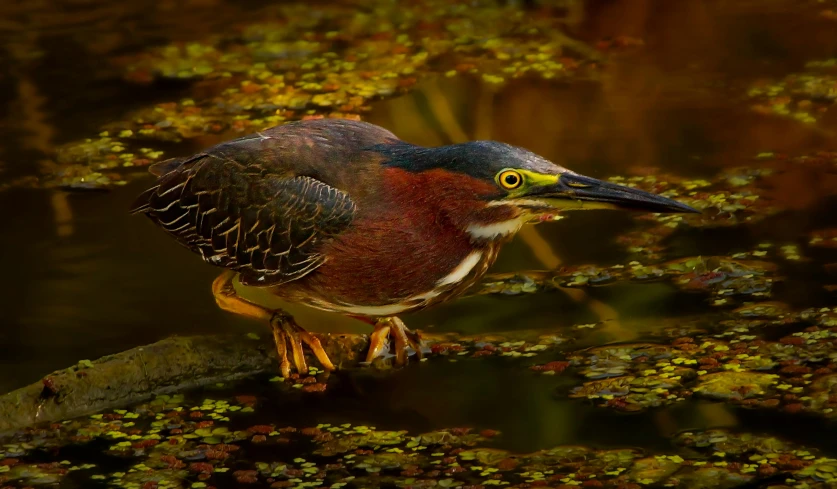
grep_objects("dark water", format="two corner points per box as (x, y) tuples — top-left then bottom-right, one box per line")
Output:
(2, 0), (837, 475)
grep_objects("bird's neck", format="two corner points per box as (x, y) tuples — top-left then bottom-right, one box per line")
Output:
(379, 167), (524, 245)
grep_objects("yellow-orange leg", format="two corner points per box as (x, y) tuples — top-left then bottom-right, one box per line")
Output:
(364, 316), (424, 366)
(212, 271), (334, 378)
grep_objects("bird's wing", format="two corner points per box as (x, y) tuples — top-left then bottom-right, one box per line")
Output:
(130, 136), (356, 287)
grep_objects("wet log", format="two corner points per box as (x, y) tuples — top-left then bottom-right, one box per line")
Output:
(0, 326), (565, 433)
(0, 333), (365, 433)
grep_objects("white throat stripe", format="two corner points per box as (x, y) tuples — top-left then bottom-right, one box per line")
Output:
(436, 250), (483, 287)
(466, 217), (526, 240)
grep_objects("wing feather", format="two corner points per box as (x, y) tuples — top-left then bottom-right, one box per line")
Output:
(131, 148), (356, 286)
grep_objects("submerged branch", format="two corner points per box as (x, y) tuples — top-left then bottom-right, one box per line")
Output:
(0, 334), (278, 433)
(0, 328), (564, 433)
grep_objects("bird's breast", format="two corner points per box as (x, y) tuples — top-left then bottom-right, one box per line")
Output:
(296, 244), (501, 317)
(274, 214), (503, 316)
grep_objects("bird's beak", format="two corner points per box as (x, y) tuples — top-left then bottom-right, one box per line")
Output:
(522, 172), (699, 214)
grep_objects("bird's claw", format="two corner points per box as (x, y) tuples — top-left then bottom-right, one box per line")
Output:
(270, 312), (335, 378)
(365, 317), (424, 366)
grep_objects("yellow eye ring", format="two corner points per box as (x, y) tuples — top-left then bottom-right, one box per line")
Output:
(497, 169), (523, 190)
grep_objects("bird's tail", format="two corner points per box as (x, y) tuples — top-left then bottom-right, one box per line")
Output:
(129, 187), (157, 214)
(147, 157), (188, 177)
(128, 157), (189, 214)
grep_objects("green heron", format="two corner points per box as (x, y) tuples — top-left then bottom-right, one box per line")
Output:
(131, 118), (696, 377)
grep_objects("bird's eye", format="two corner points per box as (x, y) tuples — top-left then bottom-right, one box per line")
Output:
(497, 170), (523, 190)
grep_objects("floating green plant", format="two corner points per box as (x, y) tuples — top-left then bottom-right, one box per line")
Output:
(2, 391), (837, 488)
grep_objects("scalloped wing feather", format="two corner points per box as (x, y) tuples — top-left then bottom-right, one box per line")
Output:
(130, 150), (356, 287)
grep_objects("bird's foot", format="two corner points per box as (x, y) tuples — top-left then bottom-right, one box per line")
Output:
(365, 317), (424, 366)
(270, 312), (335, 378)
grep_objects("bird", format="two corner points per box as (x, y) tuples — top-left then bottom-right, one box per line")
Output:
(130, 118), (697, 377)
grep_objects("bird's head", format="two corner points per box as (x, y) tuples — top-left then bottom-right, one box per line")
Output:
(375, 140), (698, 241)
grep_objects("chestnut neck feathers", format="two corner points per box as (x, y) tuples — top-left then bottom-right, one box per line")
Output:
(367, 140), (542, 243)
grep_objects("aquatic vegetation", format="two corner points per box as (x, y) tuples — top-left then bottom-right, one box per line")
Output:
(0, 175), (39, 193)
(748, 67), (837, 123)
(612, 167), (775, 238)
(38, 0), (603, 190)
(478, 253), (780, 306)
(532, 306), (837, 415)
(809, 228), (837, 248)
(606, 152), (837, 265)
(425, 330), (568, 361)
(3, 391), (837, 489)
(747, 50), (837, 124)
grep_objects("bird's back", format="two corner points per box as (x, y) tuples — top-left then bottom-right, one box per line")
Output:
(130, 118), (398, 286)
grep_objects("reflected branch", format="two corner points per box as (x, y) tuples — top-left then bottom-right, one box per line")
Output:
(421, 78), (471, 144)
(50, 191), (74, 237)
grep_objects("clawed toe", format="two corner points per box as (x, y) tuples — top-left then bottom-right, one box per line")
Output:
(269, 313), (422, 376)
(270, 313), (335, 378)
(365, 317), (424, 367)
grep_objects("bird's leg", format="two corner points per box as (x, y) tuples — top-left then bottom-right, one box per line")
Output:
(212, 271), (334, 378)
(389, 317), (424, 365)
(366, 321), (391, 362)
(269, 312), (334, 378)
(364, 316), (424, 366)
